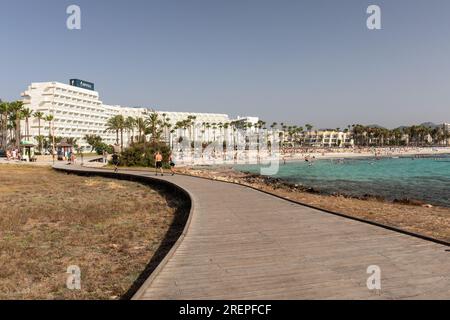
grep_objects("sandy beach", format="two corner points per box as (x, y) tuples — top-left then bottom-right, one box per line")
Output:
(280, 146), (450, 161)
(170, 146), (450, 166)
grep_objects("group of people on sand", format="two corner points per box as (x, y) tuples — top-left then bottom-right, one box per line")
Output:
(5, 148), (21, 161)
(276, 146), (449, 162)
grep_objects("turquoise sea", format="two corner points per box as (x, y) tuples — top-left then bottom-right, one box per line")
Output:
(235, 154), (450, 207)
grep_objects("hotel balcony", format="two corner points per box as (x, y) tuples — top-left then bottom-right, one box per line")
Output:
(39, 100), (53, 106)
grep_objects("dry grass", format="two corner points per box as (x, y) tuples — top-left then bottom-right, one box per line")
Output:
(180, 167), (450, 243)
(0, 165), (188, 300)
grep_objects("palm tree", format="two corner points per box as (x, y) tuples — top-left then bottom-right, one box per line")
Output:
(164, 117), (171, 142)
(443, 124), (449, 146)
(33, 111), (45, 152)
(223, 122), (230, 148)
(105, 115), (122, 148)
(352, 124), (365, 146)
(200, 122), (206, 143)
(212, 123), (218, 142)
(125, 116), (136, 144)
(117, 115), (126, 151)
(84, 134), (102, 152)
(391, 128), (402, 146)
(205, 122), (211, 142)
(297, 126), (304, 146)
(218, 122), (224, 142)
(35, 136), (46, 153)
(33, 111), (44, 137)
(188, 116), (197, 152)
(9, 101), (24, 148)
(21, 108), (33, 140)
(170, 129), (176, 150)
(135, 117), (146, 143)
(66, 137), (79, 149)
(0, 101), (9, 149)
(145, 110), (162, 144)
(271, 122), (277, 130)
(45, 114), (55, 154)
(159, 113), (172, 142)
(173, 122), (182, 148)
(45, 115), (54, 135)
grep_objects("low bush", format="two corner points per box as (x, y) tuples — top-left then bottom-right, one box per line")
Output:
(95, 142), (114, 155)
(118, 142), (171, 168)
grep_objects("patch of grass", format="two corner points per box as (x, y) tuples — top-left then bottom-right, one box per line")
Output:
(0, 165), (188, 299)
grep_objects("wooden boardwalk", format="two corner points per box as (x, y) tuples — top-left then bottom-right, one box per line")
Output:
(55, 165), (450, 299)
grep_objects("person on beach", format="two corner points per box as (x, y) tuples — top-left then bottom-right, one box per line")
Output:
(154, 151), (163, 176)
(112, 152), (119, 173)
(169, 153), (175, 176)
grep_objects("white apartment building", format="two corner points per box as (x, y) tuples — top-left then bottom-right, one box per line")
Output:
(157, 111), (230, 143)
(444, 123), (450, 132)
(302, 130), (353, 148)
(22, 81), (118, 150)
(21, 80), (234, 151)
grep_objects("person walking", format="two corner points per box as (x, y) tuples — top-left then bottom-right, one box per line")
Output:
(169, 152), (175, 176)
(112, 152), (119, 173)
(154, 151), (163, 176)
(67, 150), (72, 165)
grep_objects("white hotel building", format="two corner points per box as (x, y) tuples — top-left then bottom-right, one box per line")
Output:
(21, 80), (233, 151)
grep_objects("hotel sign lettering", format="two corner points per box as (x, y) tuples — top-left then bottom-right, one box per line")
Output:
(70, 79), (95, 91)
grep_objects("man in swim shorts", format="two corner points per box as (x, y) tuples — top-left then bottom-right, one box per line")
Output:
(154, 151), (163, 176)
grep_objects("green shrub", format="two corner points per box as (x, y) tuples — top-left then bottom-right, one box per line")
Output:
(118, 142), (171, 168)
(95, 142), (114, 155)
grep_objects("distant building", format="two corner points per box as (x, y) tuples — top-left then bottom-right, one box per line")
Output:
(21, 81), (115, 149)
(443, 123), (450, 145)
(302, 130), (353, 148)
(21, 80), (237, 151)
(233, 116), (260, 126)
(444, 123), (450, 132)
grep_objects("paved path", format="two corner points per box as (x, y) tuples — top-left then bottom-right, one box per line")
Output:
(55, 165), (450, 299)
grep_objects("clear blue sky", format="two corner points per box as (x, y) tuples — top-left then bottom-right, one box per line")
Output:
(1, 0), (450, 129)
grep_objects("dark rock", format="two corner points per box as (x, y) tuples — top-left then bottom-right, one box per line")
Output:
(393, 198), (426, 206)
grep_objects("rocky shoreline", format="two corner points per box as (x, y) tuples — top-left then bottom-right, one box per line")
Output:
(184, 166), (438, 207)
